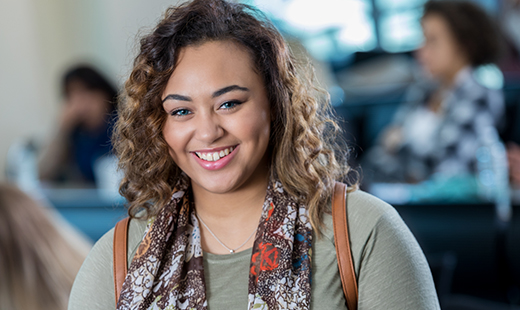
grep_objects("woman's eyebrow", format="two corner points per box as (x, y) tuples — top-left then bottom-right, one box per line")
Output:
(162, 94), (192, 103)
(162, 85), (249, 103)
(212, 85), (249, 98)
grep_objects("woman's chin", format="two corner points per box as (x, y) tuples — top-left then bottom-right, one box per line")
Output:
(191, 177), (241, 195)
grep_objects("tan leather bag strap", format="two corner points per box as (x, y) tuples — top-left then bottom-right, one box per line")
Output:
(113, 217), (130, 306)
(332, 182), (358, 310)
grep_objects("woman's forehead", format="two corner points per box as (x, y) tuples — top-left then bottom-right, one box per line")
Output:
(163, 41), (263, 98)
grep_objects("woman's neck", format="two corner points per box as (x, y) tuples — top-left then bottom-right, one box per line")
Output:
(190, 173), (269, 254)
(440, 61), (469, 87)
(190, 163), (270, 218)
(192, 178), (268, 218)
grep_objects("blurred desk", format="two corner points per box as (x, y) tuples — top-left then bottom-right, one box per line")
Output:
(513, 188), (520, 205)
(369, 183), (520, 302)
(42, 187), (127, 242)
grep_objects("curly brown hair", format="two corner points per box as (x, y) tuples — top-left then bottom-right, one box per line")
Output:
(113, 0), (356, 233)
(423, 0), (502, 66)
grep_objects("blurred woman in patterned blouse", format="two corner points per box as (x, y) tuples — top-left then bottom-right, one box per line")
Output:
(365, 0), (504, 184)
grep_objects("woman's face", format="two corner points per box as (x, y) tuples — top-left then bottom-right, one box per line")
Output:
(417, 14), (469, 82)
(161, 40), (271, 194)
(66, 81), (110, 130)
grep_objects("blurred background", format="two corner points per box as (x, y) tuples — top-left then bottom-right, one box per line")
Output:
(1, 0), (520, 309)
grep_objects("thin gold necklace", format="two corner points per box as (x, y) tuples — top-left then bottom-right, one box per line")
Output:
(195, 212), (257, 253)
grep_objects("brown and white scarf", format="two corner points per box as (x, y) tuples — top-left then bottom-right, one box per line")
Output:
(116, 174), (312, 310)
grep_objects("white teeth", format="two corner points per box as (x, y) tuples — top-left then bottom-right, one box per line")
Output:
(196, 146), (236, 162)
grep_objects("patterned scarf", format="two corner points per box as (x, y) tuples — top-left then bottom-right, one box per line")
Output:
(116, 174), (312, 310)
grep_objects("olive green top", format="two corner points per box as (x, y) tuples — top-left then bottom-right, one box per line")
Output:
(68, 190), (440, 309)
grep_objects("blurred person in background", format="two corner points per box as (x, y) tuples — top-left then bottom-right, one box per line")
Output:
(364, 0), (504, 184)
(0, 182), (90, 310)
(38, 65), (118, 185)
(503, 0), (520, 188)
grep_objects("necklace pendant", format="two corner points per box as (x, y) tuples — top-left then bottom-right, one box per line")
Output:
(195, 212), (256, 255)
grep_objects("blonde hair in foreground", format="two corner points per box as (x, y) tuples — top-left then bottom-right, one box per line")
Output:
(0, 183), (88, 310)
(113, 0), (357, 234)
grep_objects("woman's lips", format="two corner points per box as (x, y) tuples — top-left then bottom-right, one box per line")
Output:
(192, 145), (239, 170)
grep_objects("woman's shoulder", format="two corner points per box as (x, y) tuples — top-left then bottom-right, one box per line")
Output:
(346, 189), (398, 221)
(76, 215), (147, 274)
(321, 189), (401, 241)
(347, 189), (411, 247)
(320, 189), (424, 274)
(319, 189), (441, 309)
(69, 217), (147, 310)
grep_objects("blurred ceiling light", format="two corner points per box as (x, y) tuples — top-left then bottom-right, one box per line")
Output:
(380, 10), (424, 53)
(285, 0), (368, 33)
(376, 0), (426, 10)
(338, 23), (376, 51)
(252, 0), (376, 59)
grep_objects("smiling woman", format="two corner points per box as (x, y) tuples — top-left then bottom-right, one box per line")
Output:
(69, 0), (440, 309)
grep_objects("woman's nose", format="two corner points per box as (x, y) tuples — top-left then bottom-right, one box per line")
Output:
(194, 112), (224, 143)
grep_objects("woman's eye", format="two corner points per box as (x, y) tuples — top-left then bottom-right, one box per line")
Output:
(170, 109), (191, 117)
(220, 100), (243, 110)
